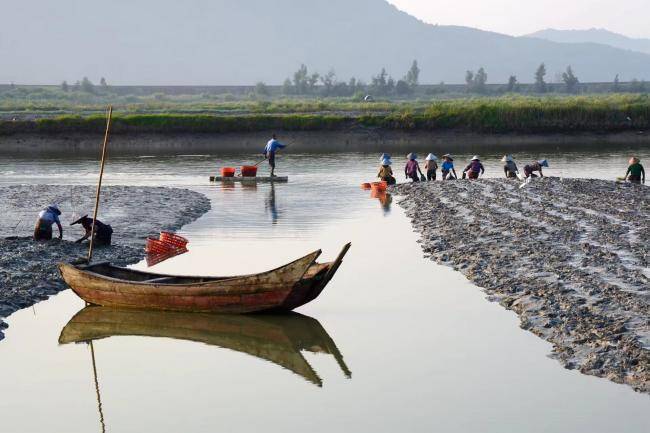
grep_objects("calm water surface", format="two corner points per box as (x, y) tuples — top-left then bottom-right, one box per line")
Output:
(0, 146), (648, 433)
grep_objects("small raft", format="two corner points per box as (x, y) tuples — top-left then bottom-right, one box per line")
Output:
(209, 176), (289, 183)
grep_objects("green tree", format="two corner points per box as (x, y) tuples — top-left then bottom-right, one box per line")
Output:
(255, 81), (270, 96)
(507, 75), (518, 92)
(61, 81), (69, 92)
(81, 77), (95, 93)
(405, 60), (420, 88)
(613, 74), (620, 92)
(474, 67), (488, 93)
(320, 70), (336, 97)
(535, 63), (547, 93)
(293, 64), (309, 94)
(562, 66), (579, 94)
(371, 68), (389, 95)
(465, 70), (475, 92)
(100, 77), (107, 87)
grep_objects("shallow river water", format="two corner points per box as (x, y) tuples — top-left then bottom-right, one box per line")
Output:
(0, 145), (648, 433)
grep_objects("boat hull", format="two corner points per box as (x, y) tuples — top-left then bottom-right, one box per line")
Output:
(58, 244), (350, 313)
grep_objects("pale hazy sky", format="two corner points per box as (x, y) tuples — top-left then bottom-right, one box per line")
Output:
(387, 0), (649, 38)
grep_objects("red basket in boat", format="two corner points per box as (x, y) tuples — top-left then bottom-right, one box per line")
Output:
(146, 236), (173, 255)
(221, 167), (236, 177)
(371, 181), (387, 192)
(159, 231), (189, 249)
(361, 182), (372, 190)
(241, 165), (258, 177)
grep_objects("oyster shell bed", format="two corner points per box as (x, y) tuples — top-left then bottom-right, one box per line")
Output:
(0, 185), (211, 340)
(394, 178), (649, 393)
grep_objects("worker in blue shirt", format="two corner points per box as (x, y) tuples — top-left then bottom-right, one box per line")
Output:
(263, 134), (287, 177)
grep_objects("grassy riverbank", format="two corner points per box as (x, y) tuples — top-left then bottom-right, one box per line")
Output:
(1, 95), (649, 134)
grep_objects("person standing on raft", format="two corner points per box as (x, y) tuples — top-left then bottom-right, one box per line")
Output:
(33, 204), (63, 241)
(524, 160), (549, 179)
(71, 215), (113, 246)
(424, 154), (438, 181)
(502, 155), (519, 178)
(377, 157), (396, 185)
(263, 134), (287, 177)
(404, 153), (425, 182)
(462, 155), (485, 179)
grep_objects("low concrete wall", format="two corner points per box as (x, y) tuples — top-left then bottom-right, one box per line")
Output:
(1, 130), (649, 156)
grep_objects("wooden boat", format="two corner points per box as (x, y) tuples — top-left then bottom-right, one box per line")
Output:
(59, 307), (351, 387)
(209, 176), (288, 183)
(58, 243), (350, 313)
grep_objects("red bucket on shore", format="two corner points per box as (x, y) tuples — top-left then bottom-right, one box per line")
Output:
(221, 167), (236, 177)
(371, 181), (388, 192)
(159, 231), (189, 249)
(241, 165), (258, 177)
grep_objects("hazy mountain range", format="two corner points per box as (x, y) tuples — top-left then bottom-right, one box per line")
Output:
(527, 28), (650, 55)
(1, 0), (650, 85)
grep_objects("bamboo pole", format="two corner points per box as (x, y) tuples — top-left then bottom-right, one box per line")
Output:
(87, 106), (113, 264)
(90, 341), (107, 433)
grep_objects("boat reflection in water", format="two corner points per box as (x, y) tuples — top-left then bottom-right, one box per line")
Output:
(59, 306), (351, 387)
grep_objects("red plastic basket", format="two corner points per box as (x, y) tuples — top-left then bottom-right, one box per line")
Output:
(361, 182), (372, 190)
(221, 167), (236, 177)
(241, 165), (258, 177)
(371, 181), (387, 192)
(159, 231), (189, 249)
(146, 237), (173, 255)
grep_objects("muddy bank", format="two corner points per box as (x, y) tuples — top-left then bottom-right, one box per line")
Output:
(394, 178), (649, 393)
(1, 131), (649, 156)
(0, 185), (211, 340)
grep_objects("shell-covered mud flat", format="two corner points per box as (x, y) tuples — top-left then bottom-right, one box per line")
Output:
(394, 178), (649, 394)
(0, 185), (211, 340)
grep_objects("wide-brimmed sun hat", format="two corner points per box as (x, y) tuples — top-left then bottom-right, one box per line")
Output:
(70, 214), (90, 226)
(538, 159), (549, 168)
(426, 153), (438, 161)
(380, 153), (391, 162)
(381, 158), (392, 166)
(407, 153), (417, 160)
(630, 156), (640, 164)
(48, 204), (61, 215)
(471, 155), (480, 161)
(501, 155), (514, 162)
(442, 154), (454, 162)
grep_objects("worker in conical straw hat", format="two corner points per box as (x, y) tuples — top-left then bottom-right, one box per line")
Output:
(424, 153), (438, 181)
(501, 155), (519, 178)
(404, 153), (424, 182)
(440, 154), (457, 180)
(33, 204), (63, 241)
(377, 156), (396, 185)
(625, 156), (645, 184)
(462, 155), (485, 180)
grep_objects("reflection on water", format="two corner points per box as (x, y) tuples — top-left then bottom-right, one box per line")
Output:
(60, 307), (350, 388)
(0, 146), (649, 433)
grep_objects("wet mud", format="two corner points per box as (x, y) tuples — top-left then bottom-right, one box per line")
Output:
(0, 185), (211, 340)
(394, 178), (649, 393)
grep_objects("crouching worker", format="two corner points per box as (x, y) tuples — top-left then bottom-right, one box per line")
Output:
(462, 155), (485, 179)
(524, 159), (549, 179)
(71, 215), (113, 246)
(34, 204), (63, 241)
(625, 157), (645, 184)
(502, 155), (519, 178)
(377, 157), (396, 185)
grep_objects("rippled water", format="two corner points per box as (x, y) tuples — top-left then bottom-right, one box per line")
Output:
(0, 145), (648, 433)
